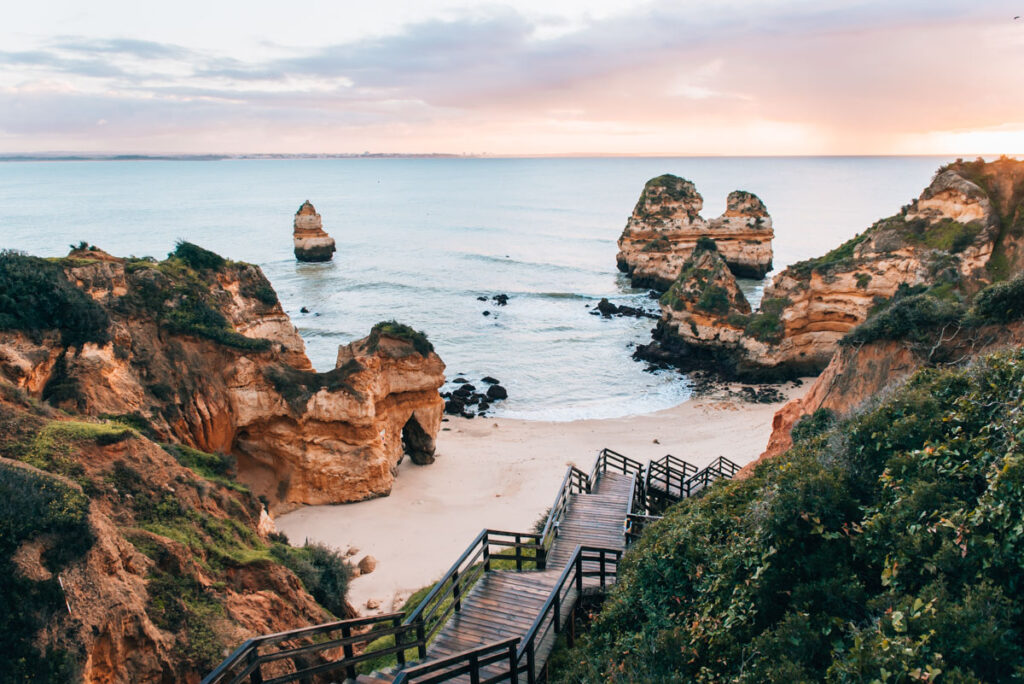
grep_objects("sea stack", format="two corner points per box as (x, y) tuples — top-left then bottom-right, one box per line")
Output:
(616, 175), (774, 289)
(293, 200), (337, 262)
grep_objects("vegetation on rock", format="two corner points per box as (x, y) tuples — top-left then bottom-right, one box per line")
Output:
(0, 250), (111, 346)
(367, 320), (435, 356)
(555, 348), (1024, 682)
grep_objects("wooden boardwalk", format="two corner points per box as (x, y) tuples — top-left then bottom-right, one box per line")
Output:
(423, 471), (633, 681)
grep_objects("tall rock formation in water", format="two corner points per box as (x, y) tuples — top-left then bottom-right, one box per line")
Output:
(616, 175), (774, 288)
(0, 242), (444, 510)
(642, 158), (1024, 380)
(293, 200), (337, 262)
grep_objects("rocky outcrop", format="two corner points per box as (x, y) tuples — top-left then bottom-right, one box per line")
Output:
(293, 201), (337, 262)
(645, 159), (1024, 380)
(0, 244), (444, 511)
(751, 319), (1024, 474)
(0, 388), (340, 683)
(616, 175), (774, 288)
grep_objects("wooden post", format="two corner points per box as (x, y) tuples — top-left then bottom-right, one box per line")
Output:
(527, 641), (536, 684)
(395, 617), (406, 667)
(599, 551), (607, 590)
(509, 641), (519, 684)
(554, 591), (561, 634)
(470, 652), (480, 684)
(483, 532), (491, 572)
(247, 647), (263, 684)
(575, 553), (583, 595)
(453, 568), (462, 612)
(342, 624), (356, 681)
(515, 534), (522, 571)
(416, 621), (427, 659)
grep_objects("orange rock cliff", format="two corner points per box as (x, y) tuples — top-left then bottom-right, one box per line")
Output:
(0, 243), (445, 512)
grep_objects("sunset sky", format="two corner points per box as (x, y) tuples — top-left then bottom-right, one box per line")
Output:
(2, 0), (1022, 155)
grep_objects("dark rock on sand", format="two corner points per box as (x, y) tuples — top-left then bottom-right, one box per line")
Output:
(486, 384), (508, 400)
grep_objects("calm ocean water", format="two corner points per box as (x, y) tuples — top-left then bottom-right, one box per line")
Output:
(0, 156), (948, 419)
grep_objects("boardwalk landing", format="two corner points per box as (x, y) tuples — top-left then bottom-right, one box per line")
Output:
(423, 472), (633, 680)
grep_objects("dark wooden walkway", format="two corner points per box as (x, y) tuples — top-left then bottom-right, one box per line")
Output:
(423, 471), (633, 680)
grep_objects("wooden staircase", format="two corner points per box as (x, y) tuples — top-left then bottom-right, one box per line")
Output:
(203, 450), (737, 684)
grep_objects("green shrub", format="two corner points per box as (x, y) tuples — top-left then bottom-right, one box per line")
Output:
(271, 542), (351, 617)
(843, 293), (962, 346)
(162, 295), (271, 351)
(789, 232), (869, 277)
(640, 237), (670, 253)
(554, 349), (1024, 683)
(170, 241), (226, 271)
(0, 250), (110, 347)
(0, 462), (93, 681)
(367, 321), (434, 356)
(790, 408), (837, 444)
(694, 236), (717, 253)
(265, 360), (363, 413)
(696, 285), (730, 315)
(970, 272), (1024, 324)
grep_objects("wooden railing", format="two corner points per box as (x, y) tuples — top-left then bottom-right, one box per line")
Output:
(403, 529), (544, 650)
(538, 465), (590, 554)
(646, 453), (699, 507)
(682, 456), (741, 498)
(516, 545), (621, 684)
(392, 638), (520, 684)
(592, 448), (645, 485)
(201, 612), (419, 684)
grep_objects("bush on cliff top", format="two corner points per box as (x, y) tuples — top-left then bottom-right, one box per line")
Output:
(367, 320), (434, 356)
(170, 240), (226, 271)
(0, 250), (110, 347)
(554, 348), (1024, 683)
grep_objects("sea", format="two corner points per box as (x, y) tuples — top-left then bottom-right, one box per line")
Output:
(0, 156), (950, 420)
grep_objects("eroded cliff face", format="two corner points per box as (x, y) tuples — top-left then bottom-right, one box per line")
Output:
(752, 320), (1024, 473)
(0, 390), (337, 683)
(0, 246), (444, 511)
(616, 175), (774, 288)
(649, 160), (1022, 379)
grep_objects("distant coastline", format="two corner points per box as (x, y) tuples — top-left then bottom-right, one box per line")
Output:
(0, 152), (471, 162)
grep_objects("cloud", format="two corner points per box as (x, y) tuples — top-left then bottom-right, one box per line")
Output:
(0, 0), (1020, 153)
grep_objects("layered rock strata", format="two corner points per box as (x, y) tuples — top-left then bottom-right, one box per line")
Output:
(0, 245), (444, 510)
(645, 159), (1024, 379)
(616, 175), (774, 288)
(293, 200), (337, 262)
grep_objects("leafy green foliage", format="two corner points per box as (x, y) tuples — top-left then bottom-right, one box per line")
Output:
(0, 250), (110, 346)
(843, 292), (962, 346)
(162, 444), (247, 492)
(555, 349), (1024, 682)
(270, 542), (352, 617)
(970, 272), (1024, 324)
(170, 240), (226, 271)
(696, 285), (730, 315)
(790, 408), (837, 444)
(367, 320), (434, 356)
(161, 294), (271, 351)
(0, 462), (93, 681)
(694, 236), (717, 253)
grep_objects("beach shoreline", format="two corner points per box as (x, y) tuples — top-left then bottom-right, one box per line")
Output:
(275, 381), (809, 615)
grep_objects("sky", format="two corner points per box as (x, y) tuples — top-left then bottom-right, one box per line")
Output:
(1, 0), (1023, 156)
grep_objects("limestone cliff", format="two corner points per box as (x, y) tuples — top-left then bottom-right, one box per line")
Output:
(754, 318), (1024, 473)
(646, 158), (1024, 379)
(616, 175), (774, 288)
(0, 243), (444, 511)
(293, 200), (337, 262)
(0, 386), (343, 683)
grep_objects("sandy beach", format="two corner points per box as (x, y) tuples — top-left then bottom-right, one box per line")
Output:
(275, 383), (808, 614)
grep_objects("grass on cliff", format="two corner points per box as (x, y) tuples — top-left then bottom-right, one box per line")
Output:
(121, 242), (275, 351)
(0, 250), (111, 347)
(554, 347), (1024, 682)
(0, 461), (94, 681)
(366, 320), (434, 356)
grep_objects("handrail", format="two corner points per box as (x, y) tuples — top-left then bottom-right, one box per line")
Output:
(393, 638), (520, 684)
(515, 545), (621, 684)
(538, 465), (590, 553)
(202, 612), (413, 684)
(402, 528), (544, 651)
